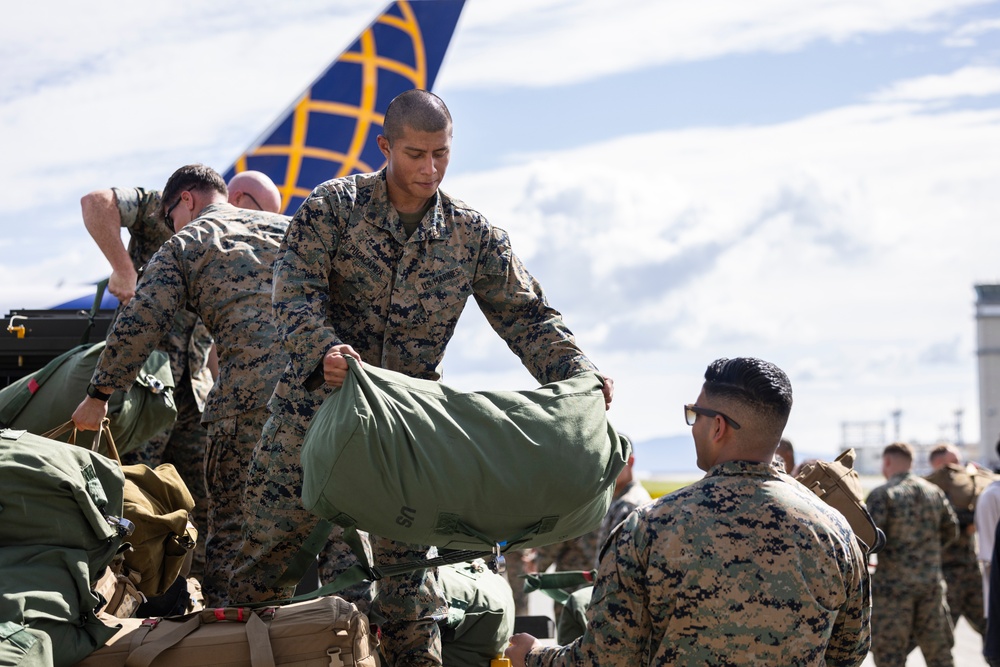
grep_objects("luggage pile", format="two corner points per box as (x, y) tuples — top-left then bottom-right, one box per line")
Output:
(0, 425), (380, 667)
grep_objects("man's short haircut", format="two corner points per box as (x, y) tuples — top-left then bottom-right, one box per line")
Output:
(703, 357), (793, 425)
(929, 443), (957, 465)
(883, 442), (914, 463)
(382, 89), (452, 144)
(161, 164), (228, 216)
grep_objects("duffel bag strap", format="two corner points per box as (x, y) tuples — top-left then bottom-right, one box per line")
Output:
(521, 570), (597, 604)
(125, 608), (278, 667)
(43, 419), (121, 463)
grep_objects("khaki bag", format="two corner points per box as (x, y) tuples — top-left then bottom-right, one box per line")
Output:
(73, 596), (379, 667)
(302, 358), (628, 551)
(794, 448), (885, 554)
(38, 421), (199, 599)
(925, 463), (997, 528)
(120, 463), (198, 599)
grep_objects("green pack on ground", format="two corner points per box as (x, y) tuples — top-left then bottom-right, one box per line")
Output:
(0, 342), (176, 456)
(301, 357), (630, 551)
(0, 429), (131, 667)
(438, 559), (515, 667)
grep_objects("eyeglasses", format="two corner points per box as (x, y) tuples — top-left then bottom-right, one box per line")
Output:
(163, 196), (183, 226)
(239, 192), (264, 211)
(684, 404), (741, 430)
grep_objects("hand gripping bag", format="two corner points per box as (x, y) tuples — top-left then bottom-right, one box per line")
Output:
(301, 357), (629, 552)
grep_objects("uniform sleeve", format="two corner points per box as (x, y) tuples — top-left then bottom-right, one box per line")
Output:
(823, 540), (872, 667)
(91, 238), (189, 392)
(472, 225), (597, 385)
(271, 190), (343, 384)
(526, 511), (651, 667)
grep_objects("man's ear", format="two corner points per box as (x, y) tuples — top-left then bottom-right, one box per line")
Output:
(377, 134), (390, 159)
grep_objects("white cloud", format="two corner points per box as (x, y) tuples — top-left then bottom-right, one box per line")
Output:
(944, 17), (1000, 46)
(442, 0), (994, 88)
(443, 94), (1000, 452)
(870, 66), (1000, 102)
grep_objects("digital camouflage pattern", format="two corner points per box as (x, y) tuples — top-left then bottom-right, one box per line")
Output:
(596, 479), (653, 559)
(866, 472), (960, 667)
(527, 461), (872, 667)
(924, 464), (989, 636)
(92, 203), (292, 606)
(111, 186), (213, 577)
(241, 169), (600, 666)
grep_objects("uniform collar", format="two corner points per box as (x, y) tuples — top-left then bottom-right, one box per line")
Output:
(362, 170), (449, 242)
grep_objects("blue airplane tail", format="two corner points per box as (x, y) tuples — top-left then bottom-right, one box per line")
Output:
(223, 0), (466, 216)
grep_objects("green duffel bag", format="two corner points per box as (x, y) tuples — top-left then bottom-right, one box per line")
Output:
(0, 428), (132, 577)
(438, 559), (515, 667)
(0, 342), (176, 456)
(0, 545), (119, 667)
(301, 357), (630, 552)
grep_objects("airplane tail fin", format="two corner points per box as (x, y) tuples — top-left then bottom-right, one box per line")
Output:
(223, 0), (466, 215)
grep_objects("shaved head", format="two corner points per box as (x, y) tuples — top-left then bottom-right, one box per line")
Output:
(227, 170), (282, 213)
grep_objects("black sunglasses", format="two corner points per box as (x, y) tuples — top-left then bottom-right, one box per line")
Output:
(163, 195), (183, 225)
(684, 404), (741, 430)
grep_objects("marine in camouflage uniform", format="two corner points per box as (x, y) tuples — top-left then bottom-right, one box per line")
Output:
(95, 186), (214, 577)
(78, 169), (373, 609)
(510, 358), (871, 667)
(233, 90), (609, 667)
(867, 442), (960, 667)
(924, 458), (991, 636)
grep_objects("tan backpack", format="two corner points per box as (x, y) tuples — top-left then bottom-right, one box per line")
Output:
(794, 449), (885, 555)
(925, 463), (997, 528)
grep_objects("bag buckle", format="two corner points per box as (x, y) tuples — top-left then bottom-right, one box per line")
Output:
(489, 543), (506, 575)
(106, 515), (135, 537)
(143, 374), (165, 394)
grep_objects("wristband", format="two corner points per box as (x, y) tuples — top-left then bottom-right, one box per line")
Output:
(86, 383), (112, 402)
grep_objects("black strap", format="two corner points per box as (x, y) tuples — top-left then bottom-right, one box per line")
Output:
(82, 278), (109, 345)
(234, 524), (496, 609)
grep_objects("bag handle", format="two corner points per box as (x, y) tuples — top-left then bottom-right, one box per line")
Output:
(42, 419), (121, 464)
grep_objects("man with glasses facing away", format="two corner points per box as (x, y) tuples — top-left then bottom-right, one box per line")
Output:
(79, 170), (282, 586)
(506, 357), (872, 667)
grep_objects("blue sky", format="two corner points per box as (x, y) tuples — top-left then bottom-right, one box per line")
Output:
(2, 0), (1000, 471)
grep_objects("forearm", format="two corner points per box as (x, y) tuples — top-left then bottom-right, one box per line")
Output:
(82, 189), (134, 274)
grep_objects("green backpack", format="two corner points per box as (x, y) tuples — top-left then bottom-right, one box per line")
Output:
(0, 342), (176, 455)
(0, 428), (132, 666)
(301, 357), (630, 552)
(438, 559), (515, 667)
